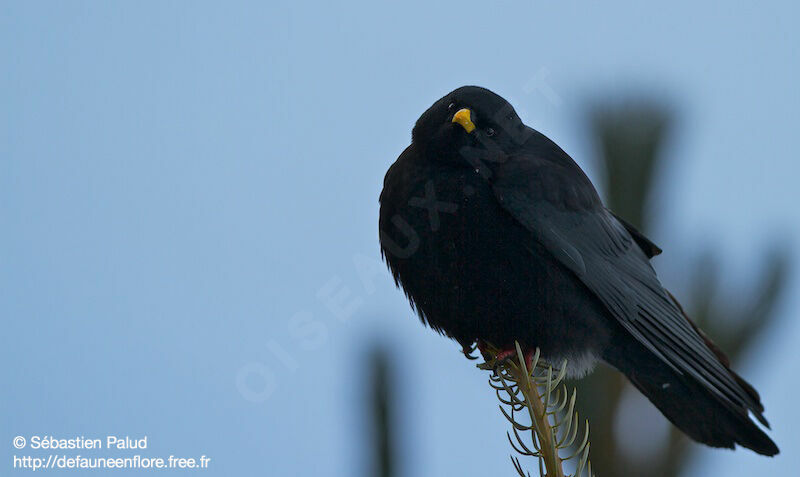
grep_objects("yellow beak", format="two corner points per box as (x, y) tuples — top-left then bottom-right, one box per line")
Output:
(451, 108), (476, 133)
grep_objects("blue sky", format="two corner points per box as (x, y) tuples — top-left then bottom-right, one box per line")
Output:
(2, 1), (798, 475)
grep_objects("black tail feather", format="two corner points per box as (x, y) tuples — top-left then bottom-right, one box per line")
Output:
(604, 332), (779, 456)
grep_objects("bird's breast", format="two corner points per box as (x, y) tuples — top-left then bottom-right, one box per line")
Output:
(379, 158), (610, 357)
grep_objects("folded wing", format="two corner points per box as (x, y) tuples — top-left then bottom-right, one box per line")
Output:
(491, 154), (767, 425)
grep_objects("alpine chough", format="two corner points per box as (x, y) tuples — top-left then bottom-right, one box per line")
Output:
(379, 85), (778, 456)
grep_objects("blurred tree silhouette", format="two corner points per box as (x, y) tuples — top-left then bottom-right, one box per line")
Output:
(577, 100), (789, 477)
(366, 344), (396, 477)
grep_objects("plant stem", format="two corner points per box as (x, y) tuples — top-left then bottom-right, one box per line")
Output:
(505, 345), (565, 477)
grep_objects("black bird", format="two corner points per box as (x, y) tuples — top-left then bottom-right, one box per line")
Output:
(379, 86), (778, 456)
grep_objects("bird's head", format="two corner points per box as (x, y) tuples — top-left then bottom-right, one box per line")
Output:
(411, 86), (531, 170)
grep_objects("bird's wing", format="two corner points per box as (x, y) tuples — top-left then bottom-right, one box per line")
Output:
(491, 154), (766, 422)
(608, 210), (662, 258)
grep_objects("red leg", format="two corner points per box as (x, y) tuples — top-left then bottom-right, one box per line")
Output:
(495, 348), (518, 362)
(478, 341), (536, 370)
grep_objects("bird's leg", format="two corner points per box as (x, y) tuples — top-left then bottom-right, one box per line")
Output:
(476, 339), (493, 362)
(477, 340), (536, 371)
(497, 348), (537, 372)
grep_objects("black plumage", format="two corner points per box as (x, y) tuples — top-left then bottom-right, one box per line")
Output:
(378, 86), (778, 456)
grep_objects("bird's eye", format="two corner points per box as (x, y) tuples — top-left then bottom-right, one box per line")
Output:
(486, 127), (496, 137)
(448, 102), (455, 110)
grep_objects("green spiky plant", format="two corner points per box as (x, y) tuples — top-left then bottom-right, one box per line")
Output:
(480, 343), (593, 477)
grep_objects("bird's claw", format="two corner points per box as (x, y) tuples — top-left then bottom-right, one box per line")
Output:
(461, 341), (479, 360)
